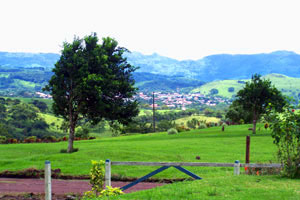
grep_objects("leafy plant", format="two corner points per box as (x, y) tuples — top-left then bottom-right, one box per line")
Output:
(167, 128), (178, 135)
(268, 104), (300, 178)
(90, 160), (105, 195)
(83, 160), (123, 199)
(75, 127), (89, 139)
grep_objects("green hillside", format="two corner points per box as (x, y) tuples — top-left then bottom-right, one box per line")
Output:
(0, 125), (299, 199)
(191, 73), (300, 101)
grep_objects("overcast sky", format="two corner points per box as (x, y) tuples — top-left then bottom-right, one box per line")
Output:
(0, 0), (300, 60)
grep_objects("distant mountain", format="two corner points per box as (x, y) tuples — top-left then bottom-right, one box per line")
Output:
(125, 50), (300, 81)
(1, 50), (300, 93)
(0, 52), (59, 69)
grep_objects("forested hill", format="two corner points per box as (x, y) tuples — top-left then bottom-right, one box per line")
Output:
(1, 50), (300, 80)
(125, 51), (300, 81)
(0, 50), (300, 94)
(0, 52), (59, 69)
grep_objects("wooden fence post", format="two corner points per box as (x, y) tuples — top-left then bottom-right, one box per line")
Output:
(45, 160), (51, 200)
(105, 159), (111, 188)
(246, 136), (250, 163)
(245, 136), (250, 174)
(234, 160), (240, 175)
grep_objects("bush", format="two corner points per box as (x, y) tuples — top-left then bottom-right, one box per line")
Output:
(228, 87), (235, 92)
(0, 136), (6, 144)
(167, 128), (178, 135)
(268, 104), (300, 178)
(157, 120), (175, 132)
(176, 125), (189, 132)
(198, 123), (207, 129)
(82, 160), (123, 199)
(75, 127), (89, 139)
(24, 136), (37, 143)
(42, 136), (57, 143)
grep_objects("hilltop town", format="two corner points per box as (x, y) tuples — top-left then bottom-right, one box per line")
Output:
(135, 92), (232, 110)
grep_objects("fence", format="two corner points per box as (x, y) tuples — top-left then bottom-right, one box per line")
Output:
(104, 160), (282, 191)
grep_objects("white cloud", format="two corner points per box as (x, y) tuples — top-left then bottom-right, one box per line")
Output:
(0, 0), (300, 60)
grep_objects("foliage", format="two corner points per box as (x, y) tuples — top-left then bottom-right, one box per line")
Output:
(228, 87), (235, 92)
(122, 120), (152, 134)
(89, 160), (105, 195)
(75, 127), (90, 139)
(198, 123), (207, 129)
(0, 98), (58, 140)
(203, 108), (214, 117)
(0, 135), (6, 144)
(30, 100), (48, 112)
(226, 101), (252, 124)
(98, 186), (124, 198)
(157, 120), (175, 131)
(83, 160), (123, 199)
(268, 104), (300, 178)
(186, 118), (199, 129)
(44, 33), (139, 152)
(210, 88), (219, 95)
(235, 74), (286, 134)
(167, 128), (178, 135)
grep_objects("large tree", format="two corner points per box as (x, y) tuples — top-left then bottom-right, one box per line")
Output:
(235, 74), (285, 134)
(44, 33), (139, 152)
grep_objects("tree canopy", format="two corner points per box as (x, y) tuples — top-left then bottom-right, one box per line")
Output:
(234, 74), (286, 134)
(44, 33), (139, 152)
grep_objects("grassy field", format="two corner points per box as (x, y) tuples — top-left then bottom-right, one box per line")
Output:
(139, 109), (182, 116)
(0, 124), (299, 199)
(191, 73), (300, 99)
(175, 115), (220, 126)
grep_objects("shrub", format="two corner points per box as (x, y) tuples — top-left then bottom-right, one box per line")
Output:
(0, 136), (6, 144)
(82, 160), (123, 199)
(268, 104), (300, 178)
(42, 136), (57, 143)
(24, 136), (37, 143)
(176, 125), (189, 132)
(99, 186), (123, 197)
(198, 123), (207, 129)
(90, 160), (105, 195)
(167, 128), (178, 135)
(157, 120), (175, 131)
(228, 87), (235, 92)
(75, 127), (90, 139)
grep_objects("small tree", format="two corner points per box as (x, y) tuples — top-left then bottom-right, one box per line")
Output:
(268, 104), (300, 178)
(44, 33), (139, 153)
(235, 74), (285, 134)
(226, 101), (252, 124)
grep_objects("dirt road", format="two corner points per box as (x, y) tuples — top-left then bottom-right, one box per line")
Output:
(0, 178), (165, 196)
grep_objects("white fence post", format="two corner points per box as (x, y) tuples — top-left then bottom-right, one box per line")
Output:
(105, 159), (111, 188)
(45, 160), (51, 200)
(234, 160), (240, 175)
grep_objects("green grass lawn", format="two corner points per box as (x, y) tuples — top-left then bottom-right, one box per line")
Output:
(109, 175), (300, 200)
(0, 124), (299, 199)
(175, 115), (220, 126)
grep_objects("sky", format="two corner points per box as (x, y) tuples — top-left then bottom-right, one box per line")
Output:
(1, 0), (300, 60)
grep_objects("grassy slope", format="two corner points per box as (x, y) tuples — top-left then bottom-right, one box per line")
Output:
(191, 73), (300, 99)
(0, 125), (279, 176)
(175, 115), (220, 126)
(109, 176), (299, 200)
(0, 124), (299, 199)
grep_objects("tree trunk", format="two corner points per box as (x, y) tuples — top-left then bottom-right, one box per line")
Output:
(67, 122), (75, 153)
(252, 111), (256, 134)
(253, 120), (256, 134)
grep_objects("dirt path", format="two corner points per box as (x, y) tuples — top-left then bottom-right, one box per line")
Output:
(0, 178), (165, 196)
